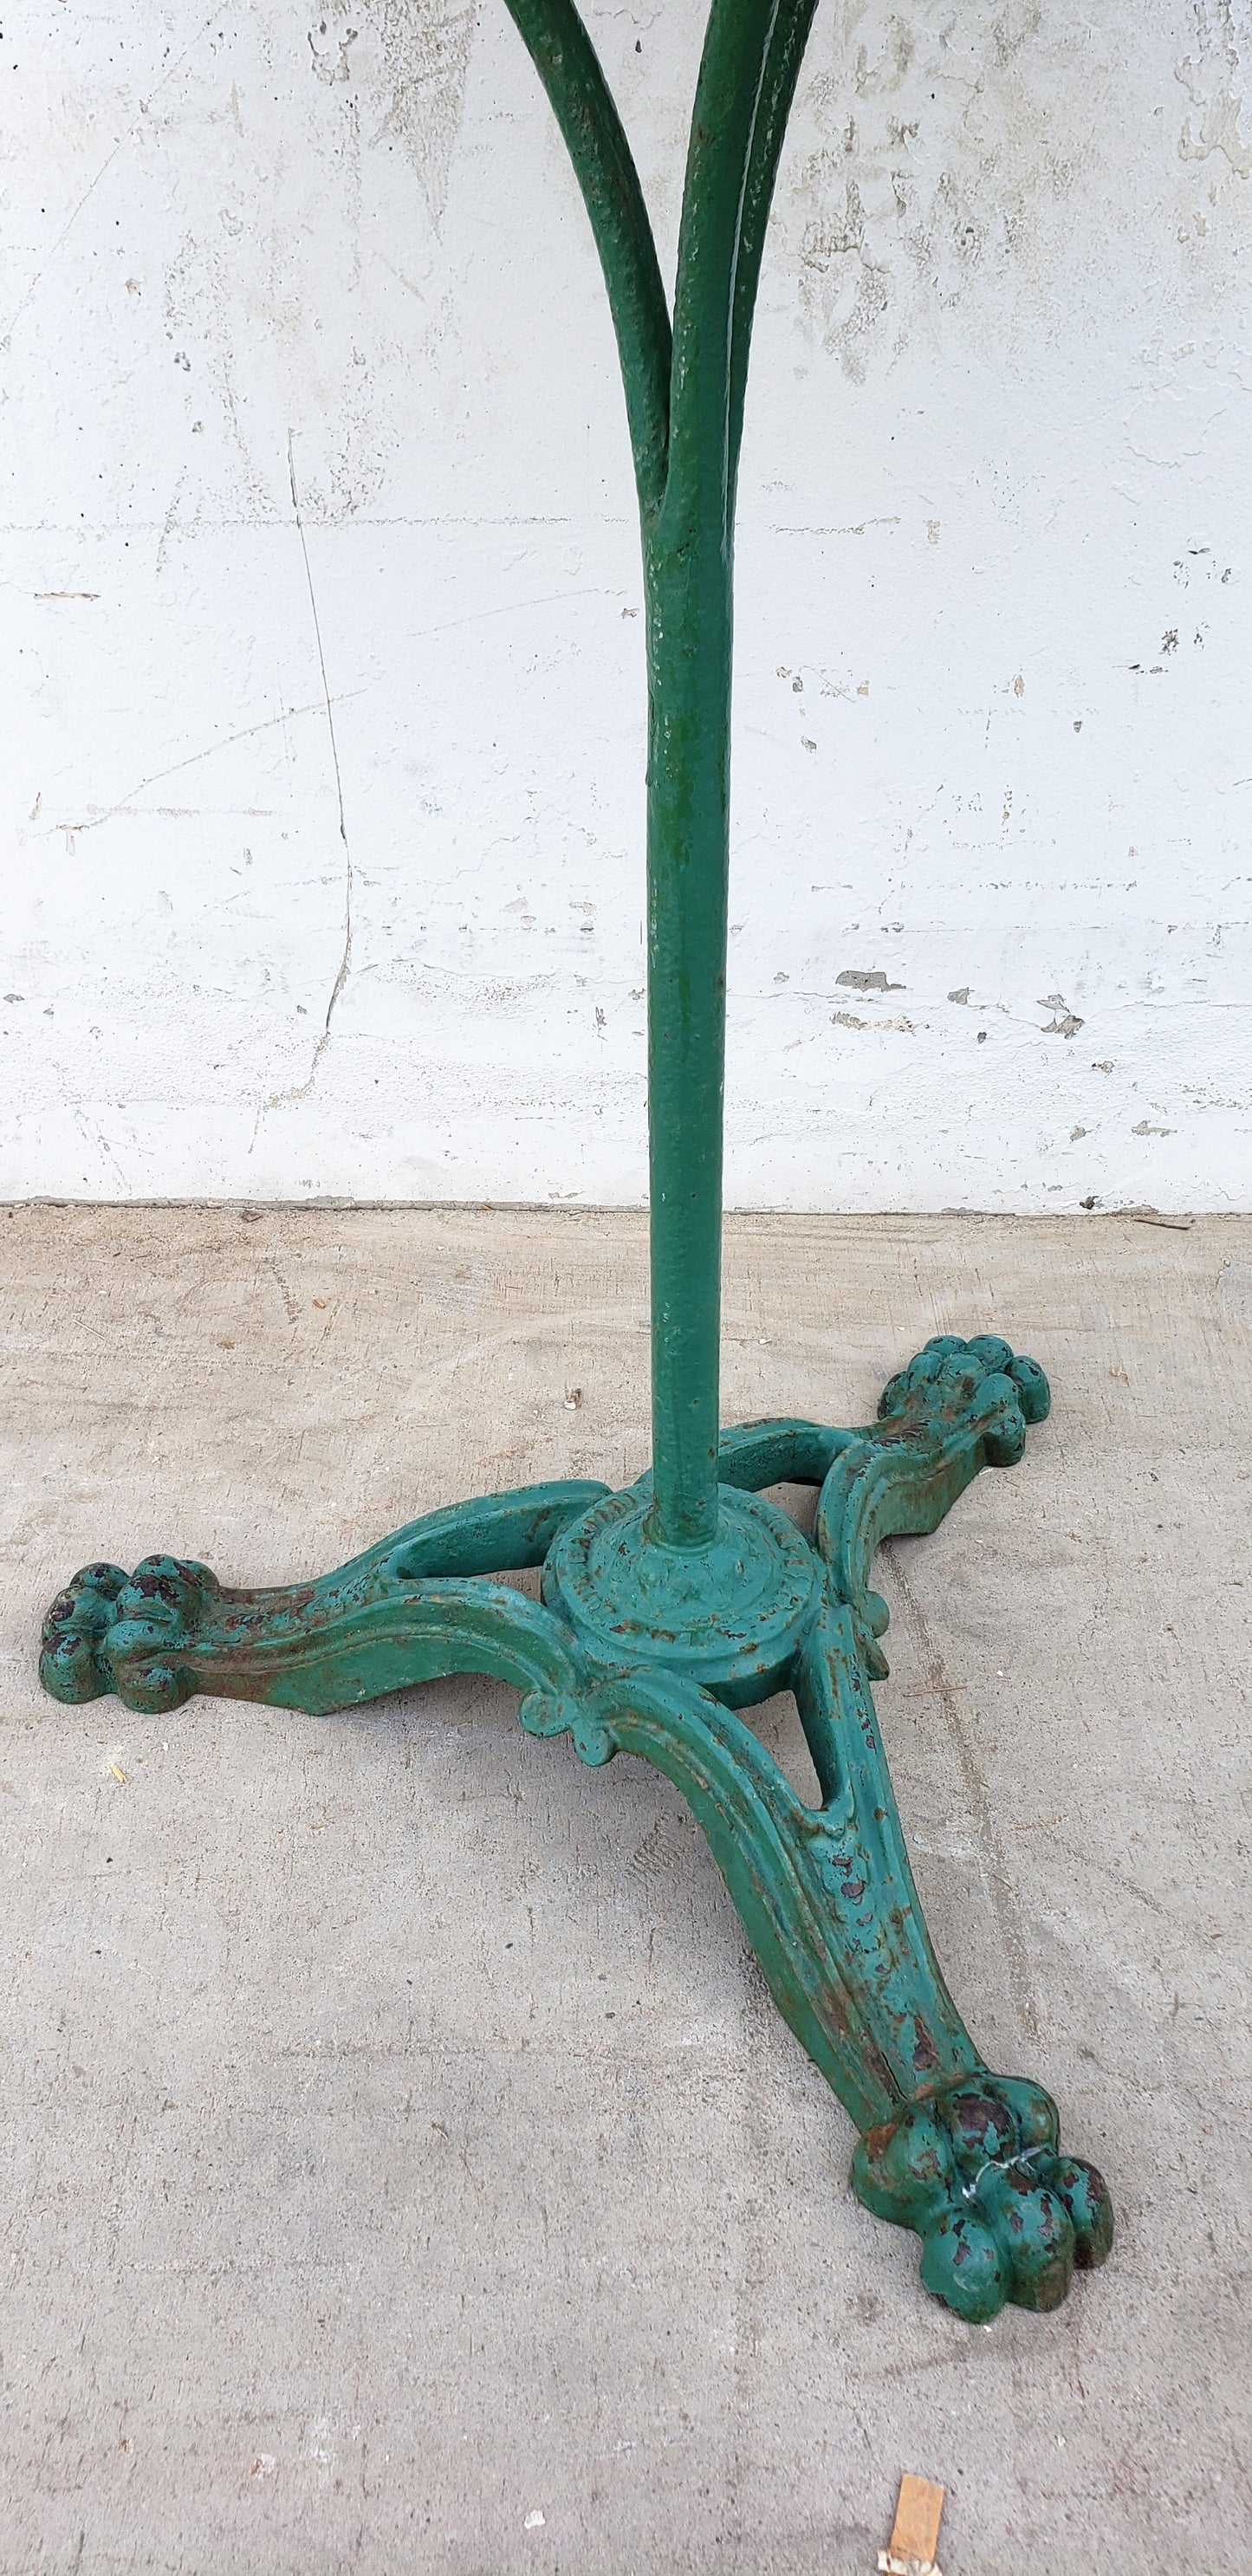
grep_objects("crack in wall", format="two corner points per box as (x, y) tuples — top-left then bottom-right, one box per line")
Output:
(250, 433), (356, 1152)
(49, 691), (366, 848)
(289, 428), (354, 1043)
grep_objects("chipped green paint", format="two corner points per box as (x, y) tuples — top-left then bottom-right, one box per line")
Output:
(39, 0), (1112, 2321)
(42, 1340), (1111, 2321)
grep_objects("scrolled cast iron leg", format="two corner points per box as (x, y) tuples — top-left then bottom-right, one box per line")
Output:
(805, 1339), (1110, 2315)
(39, 1482), (608, 1716)
(686, 1337), (1113, 2318)
(519, 1658), (914, 2134)
(795, 1593), (1112, 2321)
(523, 1648), (1105, 2319)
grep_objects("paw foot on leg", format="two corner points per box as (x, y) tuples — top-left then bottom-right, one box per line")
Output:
(851, 2073), (1112, 2322)
(877, 1335), (1049, 1467)
(42, 1555), (221, 1713)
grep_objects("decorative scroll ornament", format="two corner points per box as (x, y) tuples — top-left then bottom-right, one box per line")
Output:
(43, 1340), (1112, 2322)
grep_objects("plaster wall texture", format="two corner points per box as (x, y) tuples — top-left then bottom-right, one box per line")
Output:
(4, 0), (1251, 1210)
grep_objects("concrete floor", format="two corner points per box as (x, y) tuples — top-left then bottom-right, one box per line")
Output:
(1, 1206), (1249, 2576)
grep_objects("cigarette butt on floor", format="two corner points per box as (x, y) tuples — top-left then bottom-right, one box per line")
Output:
(878, 2471), (945, 2576)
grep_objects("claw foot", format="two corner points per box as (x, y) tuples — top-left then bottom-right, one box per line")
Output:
(41, 1555), (218, 1712)
(851, 2074), (1113, 2321)
(876, 1333), (1050, 1466)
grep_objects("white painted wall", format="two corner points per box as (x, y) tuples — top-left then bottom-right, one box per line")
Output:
(4, 0), (1250, 1209)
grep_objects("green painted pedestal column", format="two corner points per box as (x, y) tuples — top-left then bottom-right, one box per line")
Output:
(38, 0), (1112, 2323)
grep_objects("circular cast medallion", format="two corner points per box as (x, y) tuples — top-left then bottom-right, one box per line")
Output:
(544, 1484), (820, 1705)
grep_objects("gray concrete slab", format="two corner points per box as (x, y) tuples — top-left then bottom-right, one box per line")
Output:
(1, 1206), (1249, 2576)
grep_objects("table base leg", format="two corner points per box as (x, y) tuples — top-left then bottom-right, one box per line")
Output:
(39, 1333), (1112, 2323)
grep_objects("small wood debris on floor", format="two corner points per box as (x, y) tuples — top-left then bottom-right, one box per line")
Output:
(879, 2471), (945, 2575)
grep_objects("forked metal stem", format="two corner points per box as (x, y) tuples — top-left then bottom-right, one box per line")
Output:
(505, 0), (817, 1548)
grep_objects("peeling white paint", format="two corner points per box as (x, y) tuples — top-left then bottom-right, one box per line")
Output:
(3, 0), (1250, 1210)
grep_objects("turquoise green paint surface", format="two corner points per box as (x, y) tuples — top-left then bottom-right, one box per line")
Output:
(38, 0), (1113, 2323)
(42, 1338), (1113, 2322)
(512, 0), (819, 1548)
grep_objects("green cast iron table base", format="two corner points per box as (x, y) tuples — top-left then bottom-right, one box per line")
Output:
(41, 1332), (1113, 2324)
